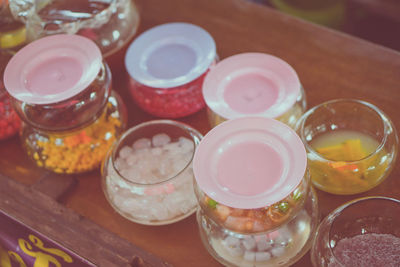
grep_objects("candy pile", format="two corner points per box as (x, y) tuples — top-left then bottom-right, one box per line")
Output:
(331, 233), (400, 267)
(200, 185), (305, 233)
(105, 133), (198, 224)
(207, 210), (312, 266)
(0, 94), (20, 140)
(129, 72), (206, 118)
(24, 101), (123, 174)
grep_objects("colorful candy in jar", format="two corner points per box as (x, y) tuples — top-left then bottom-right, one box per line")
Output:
(3, 34), (127, 174)
(202, 53), (306, 129)
(125, 22), (217, 118)
(0, 50), (21, 140)
(193, 117), (319, 267)
(102, 120), (203, 225)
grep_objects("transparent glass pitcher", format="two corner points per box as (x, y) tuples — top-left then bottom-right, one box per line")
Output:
(9, 0), (140, 57)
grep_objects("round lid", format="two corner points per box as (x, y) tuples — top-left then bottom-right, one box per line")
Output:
(193, 117), (307, 209)
(203, 53), (301, 119)
(4, 34), (102, 104)
(125, 22), (216, 89)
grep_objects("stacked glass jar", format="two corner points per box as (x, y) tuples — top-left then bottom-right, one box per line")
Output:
(193, 117), (319, 266)
(3, 34), (127, 174)
(8, 0), (140, 57)
(125, 22), (217, 118)
(203, 53), (306, 129)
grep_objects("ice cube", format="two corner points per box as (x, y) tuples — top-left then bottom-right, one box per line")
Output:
(152, 133), (171, 147)
(242, 236), (256, 250)
(244, 251), (255, 262)
(133, 138), (151, 150)
(255, 251), (271, 262)
(119, 145), (133, 158)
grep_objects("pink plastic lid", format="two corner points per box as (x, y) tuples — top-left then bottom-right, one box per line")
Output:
(125, 22), (216, 89)
(4, 34), (102, 104)
(193, 117), (307, 209)
(203, 53), (301, 119)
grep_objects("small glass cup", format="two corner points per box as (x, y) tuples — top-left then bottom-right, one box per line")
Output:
(9, 0), (140, 57)
(101, 120), (203, 225)
(311, 196), (400, 267)
(296, 99), (398, 195)
(125, 23), (217, 118)
(203, 53), (306, 129)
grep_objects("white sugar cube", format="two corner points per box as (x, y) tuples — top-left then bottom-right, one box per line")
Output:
(152, 133), (171, 147)
(255, 251), (271, 262)
(133, 138), (151, 150)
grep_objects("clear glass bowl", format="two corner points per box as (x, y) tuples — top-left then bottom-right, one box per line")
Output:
(9, 0), (140, 57)
(101, 120), (203, 225)
(197, 187), (319, 267)
(296, 99), (398, 195)
(311, 196), (400, 267)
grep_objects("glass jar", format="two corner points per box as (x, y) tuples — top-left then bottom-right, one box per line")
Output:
(125, 22), (217, 118)
(311, 197), (400, 267)
(203, 53), (306, 129)
(9, 0), (140, 57)
(296, 99), (398, 195)
(0, 0), (26, 51)
(3, 34), (127, 174)
(193, 117), (319, 266)
(101, 120), (202, 225)
(0, 50), (21, 140)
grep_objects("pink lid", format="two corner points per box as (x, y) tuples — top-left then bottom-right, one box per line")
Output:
(4, 34), (102, 104)
(203, 53), (301, 119)
(193, 117), (307, 209)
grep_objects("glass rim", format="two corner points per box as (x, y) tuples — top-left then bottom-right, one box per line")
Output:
(111, 119), (202, 186)
(297, 98), (392, 163)
(326, 196), (400, 267)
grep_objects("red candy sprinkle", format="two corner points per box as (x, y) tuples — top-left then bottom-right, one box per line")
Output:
(0, 94), (21, 140)
(129, 71), (208, 118)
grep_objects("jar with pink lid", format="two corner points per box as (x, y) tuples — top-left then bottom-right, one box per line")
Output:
(203, 53), (306, 129)
(193, 117), (319, 266)
(125, 22), (217, 118)
(0, 50), (21, 140)
(3, 34), (127, 174)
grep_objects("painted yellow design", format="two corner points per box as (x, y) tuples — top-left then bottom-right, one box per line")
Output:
(18, 234), (73, 267)
(0, 245), (26, 267)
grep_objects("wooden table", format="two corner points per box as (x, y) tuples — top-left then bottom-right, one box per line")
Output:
(1, 0), (400, 266)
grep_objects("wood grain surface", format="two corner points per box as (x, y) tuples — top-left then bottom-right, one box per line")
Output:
(1, 0), (399, 266)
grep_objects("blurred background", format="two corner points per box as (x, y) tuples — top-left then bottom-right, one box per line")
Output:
(250, 0), (400, 51)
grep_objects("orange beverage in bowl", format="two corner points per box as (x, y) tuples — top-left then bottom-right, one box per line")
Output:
(297, 99), (398, 195)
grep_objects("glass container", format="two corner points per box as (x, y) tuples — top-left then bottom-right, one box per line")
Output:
(101, 120), (202, 225)
(296, 99), (398, 195)
(193, 117), (319, 266)
(9, 0), (140, 57)
(202, 53), (306, 129)
(125, 22), (217, 118)
(311, 196), (400, 267)
(0, 50), (21, 140)
(0, 0), (26, 51)
(3, 34), (127, 174)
